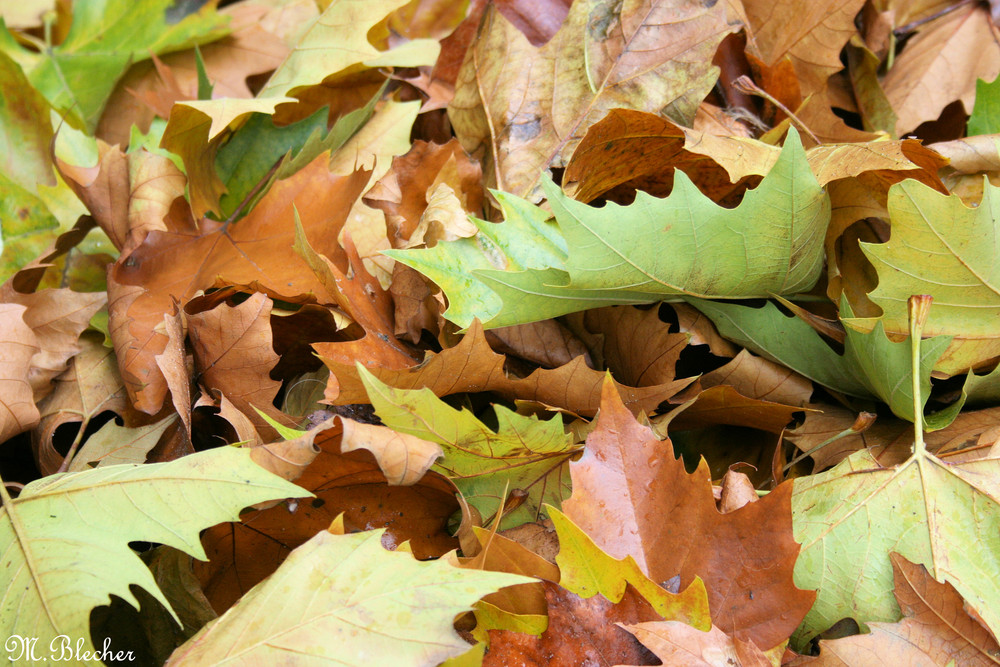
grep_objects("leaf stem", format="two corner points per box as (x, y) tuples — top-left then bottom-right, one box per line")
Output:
(908, 295), (932, 457)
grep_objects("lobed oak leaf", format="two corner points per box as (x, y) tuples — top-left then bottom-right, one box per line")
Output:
(562, 377), (815, 649)
(0, 446), (308, 665)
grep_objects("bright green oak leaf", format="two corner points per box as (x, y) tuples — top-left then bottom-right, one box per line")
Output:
(389, 127), (829, 329)
(0, 446), (308, 664)
(357, 364), (580, 530)
(791, 448), (1000, 649)
(860, 178), (1000, 375)
(968, 74), (1000, 135)
(688, 297), (961, 429)
(0, 0), (228, 131)
(257, 0), (439, 99)
(166, 528), (531, 666)
(548, 507), (711, 629)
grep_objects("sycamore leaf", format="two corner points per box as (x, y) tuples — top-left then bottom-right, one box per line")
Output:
(0, 446), (308, 663)
(0, 0), (229, 131)
(803, 553), (1000, 666)
(449, 0), (736, 199)
(0, 302), (39, 444)
(562, 378), (815, 649)
(168, 528), (530, 666)
(549, 507), (711, 629)
(390, 128), (829, 330)
(859, 177), (1000, 375)
(357, 364), (580, 529)
(484, 580), (666, 667)
(319, 319), (693, 418)
(689, 298), (960, 429)
(791, 448), (1000, 647)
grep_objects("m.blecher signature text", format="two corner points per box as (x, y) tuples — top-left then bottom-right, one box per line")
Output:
(6, 634), (136, 663)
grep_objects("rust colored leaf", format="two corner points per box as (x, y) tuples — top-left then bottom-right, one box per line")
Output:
(702, 349), (813, 407)
(486, 319), (590, 370)
(484, 582), (661, 666)
(318, 320), (694, 417)
(562, 378), (815, 648)
(109, 156), (369, 413)
(195, 426), (459, 614)
(154, 304), (192, 442)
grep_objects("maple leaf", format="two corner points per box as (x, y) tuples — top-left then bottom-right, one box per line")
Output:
(562, 377), (815, 649)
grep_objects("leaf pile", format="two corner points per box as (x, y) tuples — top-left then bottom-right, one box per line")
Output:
(3, 0), (1000, 664)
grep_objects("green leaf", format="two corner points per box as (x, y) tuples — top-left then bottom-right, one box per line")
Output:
(0, 446), (308, 663)
(860, 178), (1000, 374)
(0, 50), (55, 192)
(687, 297), (959, 428)
(968, 74), (1000, 135)
(791, 449), (1000, 649)
(166, 528), (531, 666)
(0, 0), (229, 130)
(390, 127), (829, 329)
(357, 364), (580, 529)
(0, 171), (60, 279)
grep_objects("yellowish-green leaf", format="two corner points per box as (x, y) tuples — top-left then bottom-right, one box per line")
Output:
(860, 178), (1000, 375)
(166, 528), (530, 666)
(357, 364), (580, 529)
(0, 446), (308, 664)
(791, 448), (1000, 648)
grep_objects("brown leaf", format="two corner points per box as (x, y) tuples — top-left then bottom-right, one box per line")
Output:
(562, 379), (815, 648)
(390, 262), (443, 344)
(661, 384), (805, 434)
(109, 156), (369, 413)
(154, 304), (192, 443)
(318, 320), (694, 417)
(486, 319), (590, 370)
(702, 349), (813, 407)
(188, 293), (285, 440)
(195, 426), (459, 614)
(0, 287), (106, 401)
(622, 621), (774, 666)
(450, 1), (737, 199)
(882, 4), (1000, 133)
(0, 303), (40, 445)
(671, 303), (740, 358)
(578, 306), (689, 388)
(484, 582), (661, 666)
(340, 417), (442, 485)
(795, 554), (1000, 665)
(364, 138), (484, 247)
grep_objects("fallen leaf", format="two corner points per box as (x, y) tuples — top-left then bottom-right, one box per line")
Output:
(0, 302), (40, 444)
(320, 319), (694, 417)
(796, 553), (1000, 666)
(561, 377), (814, 648)
(0, 446), (307, 664)
(450, 0), (736, 199)
(172, 528), (529, 666)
